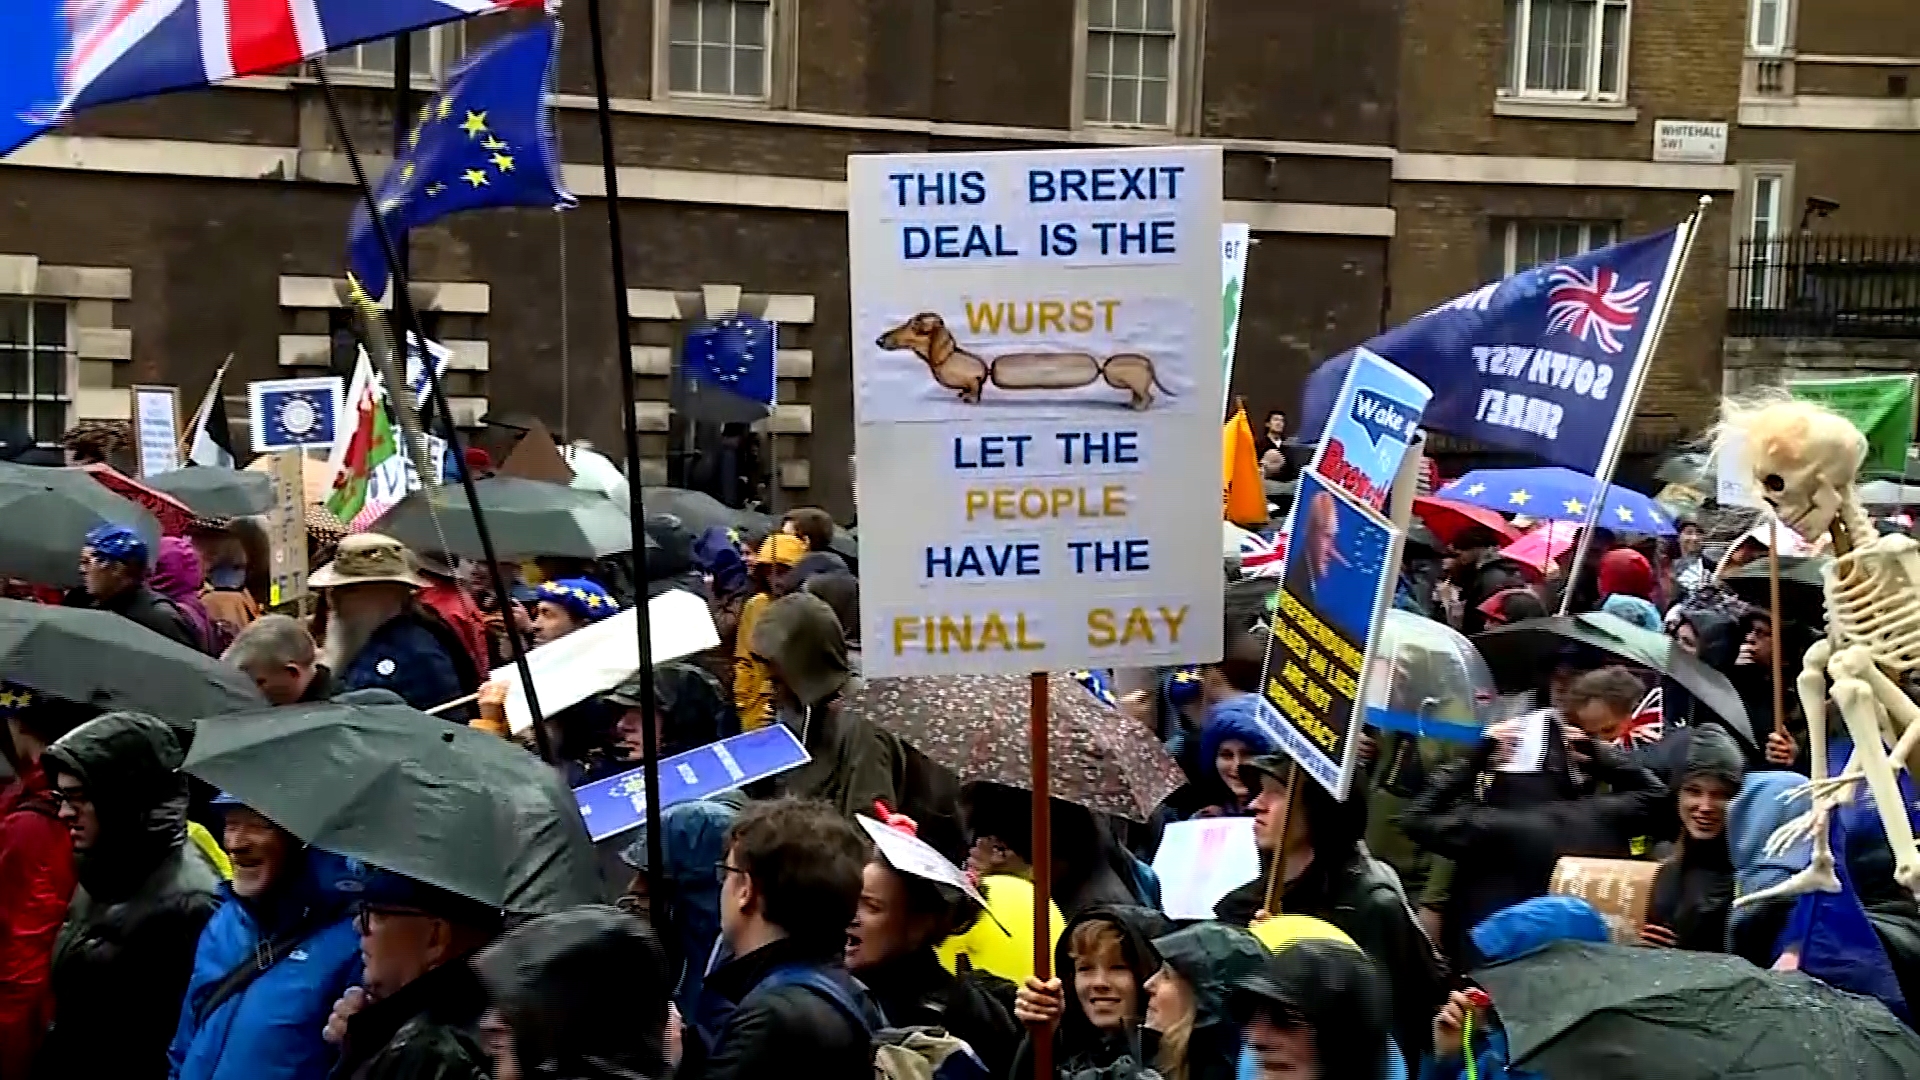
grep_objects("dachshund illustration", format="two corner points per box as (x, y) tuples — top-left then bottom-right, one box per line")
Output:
(876, 312), (1172, 410)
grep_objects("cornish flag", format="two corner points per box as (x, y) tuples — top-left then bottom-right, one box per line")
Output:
(0, 0), (544, 158)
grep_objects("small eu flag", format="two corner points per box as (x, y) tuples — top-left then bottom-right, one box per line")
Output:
(250, 376), (345, 454)
(345, 17), (574, 301)
(675, 314), (778, 424)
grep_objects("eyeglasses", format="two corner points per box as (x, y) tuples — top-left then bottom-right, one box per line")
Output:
(353, 903), (432, 935)
(714, 862), (749, 885)
(48, 787), (91, 808)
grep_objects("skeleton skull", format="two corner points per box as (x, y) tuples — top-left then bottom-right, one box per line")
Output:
(1720, 398), (1866, 542)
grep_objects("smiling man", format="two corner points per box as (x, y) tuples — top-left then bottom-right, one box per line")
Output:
(37, 712), (221, 1079)
(167, 795), (361, 1080)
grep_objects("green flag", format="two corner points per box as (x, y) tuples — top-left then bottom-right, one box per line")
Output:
(1790, 373), (1917, 475)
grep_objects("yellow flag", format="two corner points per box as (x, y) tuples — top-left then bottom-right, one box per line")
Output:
(1223, 405), (1268, 527)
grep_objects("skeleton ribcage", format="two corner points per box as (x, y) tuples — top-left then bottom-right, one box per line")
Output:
(1828, 544), (1920, 673)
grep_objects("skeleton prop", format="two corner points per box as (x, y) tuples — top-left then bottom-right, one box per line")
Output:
(1717, 396), (1920, 907)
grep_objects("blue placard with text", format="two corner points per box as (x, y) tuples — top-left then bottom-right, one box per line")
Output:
(572, 725), (810, 842)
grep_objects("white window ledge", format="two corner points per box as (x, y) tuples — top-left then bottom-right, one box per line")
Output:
(1494, 98), (1639, 122)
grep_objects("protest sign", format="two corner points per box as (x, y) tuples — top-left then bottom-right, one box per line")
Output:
(1262, 470), (1401, 799)
(1789, 373), (1917, 475)
(1551, 856), (1661, 944)
(131, 385), (181, 477)
(1715, 431), (1761, 508)
(1152, 816), (1260, 920)
(857, 815), (994, 915)
(250, 376), (344, 454)
(1221, 223), (1249, 407)
(574, 725), (810, 842)
(847, 146), (1224, 676)
(491, 588), (720, 735)
(263, 450), (309, 607)
(1309, 347), (1433, 512)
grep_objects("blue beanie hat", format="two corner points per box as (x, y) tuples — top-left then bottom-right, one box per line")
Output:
(1165, 666), (1204, 709)
(535, 578), (618, 624)
(1200, 693), (1282, 769)
(84, 522), (148, 568)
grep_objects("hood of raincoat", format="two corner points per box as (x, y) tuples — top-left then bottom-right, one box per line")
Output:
(42, 710), (190, 897)
(150, 536), (214, 647)
(1198, 694), (1281, 777)
(750, 592), (851, 707)
(1670, 607), (1739, 671)
(1598, 548), (1654, 600)
(1227, 939), (1393, 1080)
(1728, 770), (1814, 920)
(1151, 922), (1268, 1030)
(474, 905), (669, 1080)
(1052, 904), (1170, 1055)
(644, 515), (697, 582)
(692, 527), (747, 596)
(1468, 896), (1611, 965)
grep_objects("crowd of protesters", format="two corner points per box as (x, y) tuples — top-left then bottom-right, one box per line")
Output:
(2, 420), (1919, 1080)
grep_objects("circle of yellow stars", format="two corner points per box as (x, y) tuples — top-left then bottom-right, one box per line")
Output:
(390, 96), (519, 202)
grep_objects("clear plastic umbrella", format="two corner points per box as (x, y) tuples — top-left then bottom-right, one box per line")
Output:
(1362, 609), (1499, 744)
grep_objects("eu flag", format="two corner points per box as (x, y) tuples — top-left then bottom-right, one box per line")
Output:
(675, 315), (778, 424)
(346, 17), (574, 301)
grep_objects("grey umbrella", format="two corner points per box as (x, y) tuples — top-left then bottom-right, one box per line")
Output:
(145, 467), (274, 518)
(0, 461), (160, 587)
(372, 475), (644, 560)
(0, 598), (265, 719)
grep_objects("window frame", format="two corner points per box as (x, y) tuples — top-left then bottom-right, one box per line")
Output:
(658, 0), (784, 106)
(0, 299), (76, 446)
(1079, 0), (1182, 130)
(1500, 219), (1622, 277)
(323, 25), (466, 86)
(1741, 168), (1792, 309)
(1748, 0), (1791, 56)
(1500, 0), (1632, 104)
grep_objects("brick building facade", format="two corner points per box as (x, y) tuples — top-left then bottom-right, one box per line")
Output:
(0, 0), (1398, 519)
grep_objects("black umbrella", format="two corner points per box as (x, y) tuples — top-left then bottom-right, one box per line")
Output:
(0, 461), (159, 587)
(1475, 612), (1754, 749)
(639, 486), (769, 537)
(374, 476), (645, 560)
(1476, 940), (1920, 1079)
(183, 698), (603, 914)
(145, 466), (274, 518)
(1725, 555), (1829, 625)
(0, 598), (264, 719)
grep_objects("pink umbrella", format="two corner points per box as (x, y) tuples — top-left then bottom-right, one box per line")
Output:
(1500, 520), (1580, 570)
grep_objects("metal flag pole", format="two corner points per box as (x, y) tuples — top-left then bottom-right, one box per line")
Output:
(583, 0), (667, 909)
(315, 65), (554, 764)
(1029, 671), (1054, 1080)
(1558, 196), (1712, 615)
(1768, 520), (1787, 740)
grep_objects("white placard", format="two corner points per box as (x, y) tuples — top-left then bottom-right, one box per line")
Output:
(848, 146), (1225, 676)
(856, 815), (993, 915)
(132, 385), (181, 477)
(1151, 817), (1260, 920)
(1221, 222), (1251, 409)
(493, 589), (720, 734)
(1716, 431), (1762, 508)
(1653, 119), (1728, 165)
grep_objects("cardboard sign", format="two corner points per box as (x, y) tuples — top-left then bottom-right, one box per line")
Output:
(574, 725), (810, 842)
(499, 418), (575, 484)
(1551, 856), (1662, 944)
(263, 451), (310, 607)
(1308, 348), (1434, 514)
(132, 385), (182, 478)
(857, 814), (993, 913)
(1152, 816), (1260, 920)
(847, 145), (1225, 676)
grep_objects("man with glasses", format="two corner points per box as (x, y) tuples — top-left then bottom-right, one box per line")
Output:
(676, 797), (876, 1080)
(322, 864), (501, 1080)
(35, 711), (221, 1078)
(78, 523), (203, 652)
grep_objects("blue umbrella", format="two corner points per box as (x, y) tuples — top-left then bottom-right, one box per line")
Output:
(1436, 466), (1677, 535)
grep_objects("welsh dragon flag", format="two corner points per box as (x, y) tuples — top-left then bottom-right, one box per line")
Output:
(325, 351), (414, 531)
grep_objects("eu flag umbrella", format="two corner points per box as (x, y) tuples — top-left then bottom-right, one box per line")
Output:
(674, 315), (778, 425)
(1437, 466), (1677, 535)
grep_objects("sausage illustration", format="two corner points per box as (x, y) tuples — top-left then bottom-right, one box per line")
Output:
(876, 312), (1173, 410)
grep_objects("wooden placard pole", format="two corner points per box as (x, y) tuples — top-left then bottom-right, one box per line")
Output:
(1768, 519), (1786, 739)
(1029, 671), (1054, 1079)
(1260, 762), (1300, 915)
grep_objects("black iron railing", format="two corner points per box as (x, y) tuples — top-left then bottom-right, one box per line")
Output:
(1728, 234), (1920, 338)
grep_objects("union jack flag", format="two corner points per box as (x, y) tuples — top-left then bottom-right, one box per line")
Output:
(4, 0), (543, 157)
(1238, 528), (1285, 578)
(1545, 265), (1653, 355)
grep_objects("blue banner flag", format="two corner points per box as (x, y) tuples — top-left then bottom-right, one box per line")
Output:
(250, 376), (344, 454)
(346, 17), (574, 301)
(572, 725), (810, 842)
(1300, 226), (1689, 473)
(0, 1), (541, 159)
(675, 315), (778, 424)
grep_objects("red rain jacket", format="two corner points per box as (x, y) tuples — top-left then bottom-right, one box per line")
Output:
(0, 762), (76, 1079)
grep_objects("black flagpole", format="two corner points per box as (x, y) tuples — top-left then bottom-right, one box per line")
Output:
(582, 0), (667, 911)
(315, 64), (555, 765)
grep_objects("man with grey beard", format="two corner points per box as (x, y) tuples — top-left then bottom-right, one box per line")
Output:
(308, 534), (478, 712)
